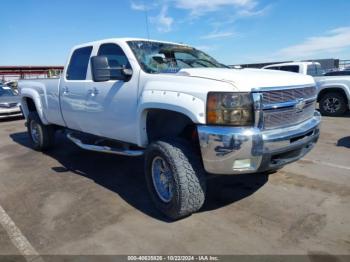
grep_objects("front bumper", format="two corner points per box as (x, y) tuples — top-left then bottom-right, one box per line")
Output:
(0, 107), (23, 119)
(197, 111), (321, 175)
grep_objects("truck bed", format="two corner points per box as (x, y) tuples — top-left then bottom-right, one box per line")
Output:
(18, 77), (65, 126)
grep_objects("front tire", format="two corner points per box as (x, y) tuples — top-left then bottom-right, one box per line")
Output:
(319, 92), (348, 116)
(27, 112), (55, 151)
(145, 139), (206, 220)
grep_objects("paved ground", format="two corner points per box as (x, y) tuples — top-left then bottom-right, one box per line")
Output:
(0, 115), (349, 257)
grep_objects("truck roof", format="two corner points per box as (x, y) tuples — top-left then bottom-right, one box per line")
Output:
(72, 38), (188, 49)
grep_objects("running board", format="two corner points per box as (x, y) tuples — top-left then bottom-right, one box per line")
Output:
(66, 133), (144, 157)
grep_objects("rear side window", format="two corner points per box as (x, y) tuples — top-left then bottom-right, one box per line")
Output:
(307, 65), (317, 76)
(66, 46), (93, 80)
(279, 65), (299, 73)
(307, 64), (324, 76)
(265, 66), (280, 70)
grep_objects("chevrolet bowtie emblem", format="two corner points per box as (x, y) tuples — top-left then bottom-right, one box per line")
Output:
(295, 98), (306, 111)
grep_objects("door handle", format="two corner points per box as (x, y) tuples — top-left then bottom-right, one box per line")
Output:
(88, 87), (99, 97)
(62, 86), (69, 95)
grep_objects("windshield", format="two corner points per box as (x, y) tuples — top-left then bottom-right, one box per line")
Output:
(127, 41), (228, 74)
(0, 87), (16, 97)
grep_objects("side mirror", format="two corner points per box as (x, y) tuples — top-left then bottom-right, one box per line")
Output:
(91, 56), (133, 82)
(91, 56), (111, 82)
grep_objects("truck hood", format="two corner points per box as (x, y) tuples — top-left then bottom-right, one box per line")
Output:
(177, 68), (315, 91)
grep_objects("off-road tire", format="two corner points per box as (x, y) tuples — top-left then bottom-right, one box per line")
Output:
(27, 112), (55, 151)
(319, 92), (348, 116)
(145, 139), (206, 220)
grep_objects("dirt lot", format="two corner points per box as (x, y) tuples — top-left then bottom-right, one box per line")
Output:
(0, 115), (349, 257)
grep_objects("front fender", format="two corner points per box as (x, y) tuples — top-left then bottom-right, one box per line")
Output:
(317, 80), (350, 101)
(136, 90), (206, 147)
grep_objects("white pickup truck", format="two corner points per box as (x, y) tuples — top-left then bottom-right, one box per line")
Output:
(263, 62), (350, 116)
(19, 38), (321, 219)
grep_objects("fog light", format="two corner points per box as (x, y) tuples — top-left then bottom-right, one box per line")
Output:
(233, 159), (251, 169)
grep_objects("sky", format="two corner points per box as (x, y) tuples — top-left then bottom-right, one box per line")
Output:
(1, 0), (350, 66)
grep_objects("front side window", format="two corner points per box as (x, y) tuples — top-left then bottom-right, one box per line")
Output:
(97, 43), (131, 80)
(66, 46), (93, 80)
(127, 41), (227, 74)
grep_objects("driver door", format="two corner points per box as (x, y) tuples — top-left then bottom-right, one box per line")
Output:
(84, 43), (139, 143)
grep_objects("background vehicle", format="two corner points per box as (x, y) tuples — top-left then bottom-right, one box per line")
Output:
(4, 80), (19, 94)
(19, 38), (320, 219)
(0, 84), (22, 119)
(263, 62), (350, 116)
(324, 70), (350, 76)
(262, 61), (324, 76)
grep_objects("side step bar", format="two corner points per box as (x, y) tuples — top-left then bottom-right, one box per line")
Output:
(67, 133), (144, 157)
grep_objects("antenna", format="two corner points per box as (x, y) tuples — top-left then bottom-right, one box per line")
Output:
(144, 0), (150, 39)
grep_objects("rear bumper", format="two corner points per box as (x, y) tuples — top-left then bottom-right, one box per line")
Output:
(197, 111), (321, 175)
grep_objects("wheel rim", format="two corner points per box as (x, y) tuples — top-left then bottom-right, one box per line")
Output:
(323, 97), (341, 113)
(30, 120), (41, 144)
(151, 156), (174, 203)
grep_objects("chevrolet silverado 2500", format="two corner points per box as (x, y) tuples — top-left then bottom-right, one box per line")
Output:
(19, 38), (321, 219)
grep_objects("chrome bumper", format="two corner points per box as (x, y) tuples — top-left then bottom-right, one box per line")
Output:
(197, 111), (321, 175)
(0, 107), (22, 119)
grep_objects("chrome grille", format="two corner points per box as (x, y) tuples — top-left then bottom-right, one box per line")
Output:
(259, 86), (317, 130)
(263, 101), (316, 130)
(262, 86), (317, 104)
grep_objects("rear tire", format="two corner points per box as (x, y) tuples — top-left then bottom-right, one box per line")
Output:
(145, 138), (206, 220)
(319, 92), (348, 116)
(27, 112), (55, 151)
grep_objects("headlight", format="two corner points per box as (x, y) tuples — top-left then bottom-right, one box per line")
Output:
(206, 92), (254, 126)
